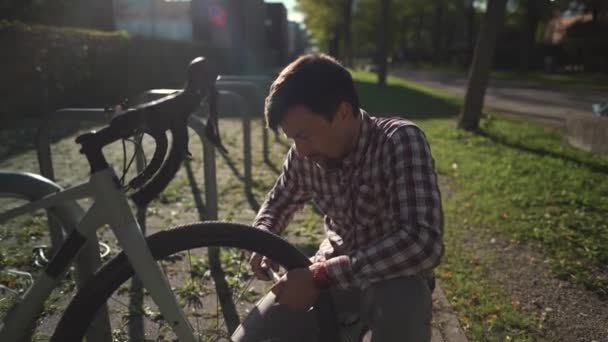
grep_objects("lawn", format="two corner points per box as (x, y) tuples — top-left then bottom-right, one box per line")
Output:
(353, 70), (608, 340)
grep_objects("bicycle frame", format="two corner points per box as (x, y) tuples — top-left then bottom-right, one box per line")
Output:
(0, 167), (198, 341)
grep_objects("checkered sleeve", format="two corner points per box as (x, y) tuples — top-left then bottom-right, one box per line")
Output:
(253, 147), (311, 235)
(325, 125), (444, 289)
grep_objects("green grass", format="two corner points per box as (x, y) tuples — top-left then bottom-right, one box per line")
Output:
(433, 118), (608, 294)
(353, 70), (608, 340)
(351, 70), (462, 117)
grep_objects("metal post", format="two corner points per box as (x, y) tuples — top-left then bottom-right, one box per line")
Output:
(215, 81), (264, 194)
(263, 126), (270, 163)
(186, 115), (218, 221)
(203, 135), (218, 220)
(242, 110), (252, 195)
(35, 124), (64, 251)
(216, 76), (271, 164)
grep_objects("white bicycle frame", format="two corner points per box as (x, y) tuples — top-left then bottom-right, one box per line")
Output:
(0, 167), (198, 341)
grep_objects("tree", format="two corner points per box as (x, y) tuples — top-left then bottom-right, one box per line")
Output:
(1, 0), (114, 30)
(295, 0), (356, 65)
(77, 0), (115, 30)
(518, 0), (542, 71)
(377, 0), (390, 86)
(342, 0), (354, 66)
(465, 0), (476, 67)
(431, 0), (445, 65)
(296, 0), (343, 57)
(0, 0), (34, 21)
(458, 0), (508, 131)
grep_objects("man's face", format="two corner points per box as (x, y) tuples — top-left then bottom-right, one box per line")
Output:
(280, 104), (351, 166)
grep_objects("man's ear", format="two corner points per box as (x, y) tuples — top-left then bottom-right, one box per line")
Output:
(338, 101), (353, 121)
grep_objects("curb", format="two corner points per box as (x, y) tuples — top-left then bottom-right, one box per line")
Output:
(432, 280), (468, 342)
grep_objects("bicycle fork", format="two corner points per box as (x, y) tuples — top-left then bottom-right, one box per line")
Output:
(92, 169), (198, 342)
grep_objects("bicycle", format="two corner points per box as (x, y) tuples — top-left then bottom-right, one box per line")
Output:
(0, 57), (339, 341)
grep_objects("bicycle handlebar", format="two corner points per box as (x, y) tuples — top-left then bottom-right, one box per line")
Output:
(75, 56), (227, 207)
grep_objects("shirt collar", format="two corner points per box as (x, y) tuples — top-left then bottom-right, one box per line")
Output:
(339, 109), (371, 171)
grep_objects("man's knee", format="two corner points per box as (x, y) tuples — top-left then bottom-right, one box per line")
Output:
(231, 292), (318, 342)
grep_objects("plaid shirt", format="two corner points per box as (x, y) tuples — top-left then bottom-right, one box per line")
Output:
(254, 110), (444, 289)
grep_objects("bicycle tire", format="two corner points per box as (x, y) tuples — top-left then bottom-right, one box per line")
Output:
(51, 221), (339, 341)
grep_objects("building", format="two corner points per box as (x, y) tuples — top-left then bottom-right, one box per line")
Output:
(114, 0), (193, 41)
(264, 2), (288, 66)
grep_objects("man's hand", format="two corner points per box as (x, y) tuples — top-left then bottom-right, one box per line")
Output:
(249, 252), (279, 281)
(271, 264), (321, 311)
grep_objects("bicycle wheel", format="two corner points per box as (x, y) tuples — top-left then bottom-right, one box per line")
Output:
(51, 222), (339, 341)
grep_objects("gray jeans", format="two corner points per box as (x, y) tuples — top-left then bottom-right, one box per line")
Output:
(231, 275), (432, 342)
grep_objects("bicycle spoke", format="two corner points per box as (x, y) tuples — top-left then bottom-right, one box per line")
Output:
(186, 250), (204, 340)
(214, 249), (264, 336)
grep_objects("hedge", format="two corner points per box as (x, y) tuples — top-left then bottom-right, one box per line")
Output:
(0, 21), (228, 123)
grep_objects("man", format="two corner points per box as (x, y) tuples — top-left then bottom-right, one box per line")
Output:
(232, 53), (443, 342)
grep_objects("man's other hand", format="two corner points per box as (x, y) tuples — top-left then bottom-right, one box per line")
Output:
(249, 252), (279, 281)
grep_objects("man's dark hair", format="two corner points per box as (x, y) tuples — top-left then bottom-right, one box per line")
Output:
(264, 53), (360, 132)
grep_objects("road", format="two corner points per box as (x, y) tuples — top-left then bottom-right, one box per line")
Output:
(391, 69), (608, 128)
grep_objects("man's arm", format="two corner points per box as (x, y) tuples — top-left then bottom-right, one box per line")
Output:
(324, 125), (444, 289)
(253, 147), (311, 235)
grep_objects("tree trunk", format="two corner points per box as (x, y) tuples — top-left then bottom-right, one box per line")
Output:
(590, 0), (601, 23)
(377, 0), (390, 86)
(343, 0), (354, 67)
(74, 0), (115, 30)
(444, 20), (456, 65)
(432, 0), (445, 66)
(519, 0), (540, 72)
(414, 7), (425, 65)
(329, 31), (341, 59)
(464, 0), (475, 67)
(458, 0), (508, 131)
(399, 17), (409, 63)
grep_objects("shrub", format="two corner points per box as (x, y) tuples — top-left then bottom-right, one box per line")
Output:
(0, 21), (227, 124)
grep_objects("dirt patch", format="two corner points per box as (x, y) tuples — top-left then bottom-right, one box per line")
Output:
(485, 236), (608, 341)
(438, 177), (608, 341)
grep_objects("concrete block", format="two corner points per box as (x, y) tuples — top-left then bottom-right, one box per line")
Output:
(565, 114), (608, 154)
